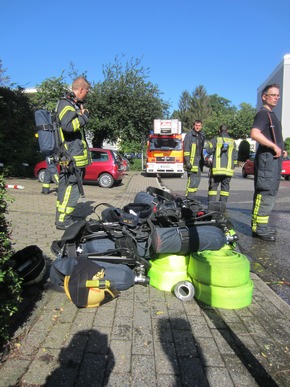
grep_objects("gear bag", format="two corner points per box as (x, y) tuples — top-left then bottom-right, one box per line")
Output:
(34, 109), (61, 157)
(62, 258), (135, 308)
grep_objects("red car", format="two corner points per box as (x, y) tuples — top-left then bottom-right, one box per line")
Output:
(242, 154), (290, 180)
(34, 148), (126, 188)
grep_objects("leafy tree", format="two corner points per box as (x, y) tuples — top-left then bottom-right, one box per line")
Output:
(232, 102), (256, 139)
(86, 56), (170, 150)
(0, 60), (10, 86)
(204, 94), (236, 139)
(30, 74), (68, 111)
(284, 138), (290, 154)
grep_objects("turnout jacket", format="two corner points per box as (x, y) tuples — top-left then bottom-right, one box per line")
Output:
(57, 95), (91, 168)
(207, 133), (237, 177)
(183, 130), (205, 172)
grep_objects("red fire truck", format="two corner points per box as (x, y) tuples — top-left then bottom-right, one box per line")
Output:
(146, 119), (184, 177)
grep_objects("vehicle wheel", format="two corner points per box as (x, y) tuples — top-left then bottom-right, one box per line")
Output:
(114, 180), (122, 186)
(37, 169), (46, 183)
(242, 168), (247, 178)
(284, 176), (290, 181)
(98, 173), (114, 188)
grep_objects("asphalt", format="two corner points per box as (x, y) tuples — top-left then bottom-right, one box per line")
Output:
(1, 171), (290, 386)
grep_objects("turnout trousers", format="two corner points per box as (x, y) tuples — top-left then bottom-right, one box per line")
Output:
(42, 160), (59, 194)
(55, 168), (84, 227)
(251, 152), (282, 233)
(186, 168), (201, 199)
(208, 175), (231, 203)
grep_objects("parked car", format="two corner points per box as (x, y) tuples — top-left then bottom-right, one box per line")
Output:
(242, 154), (290, 180)
(34, 148), (126, 188)
(204, 153), (213, 168)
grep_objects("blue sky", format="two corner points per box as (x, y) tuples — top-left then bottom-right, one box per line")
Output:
(2, 0), (290, 113)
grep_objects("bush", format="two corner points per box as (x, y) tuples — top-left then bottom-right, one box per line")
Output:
(128, 158), (144, 171)
(0, 176), (22, 346)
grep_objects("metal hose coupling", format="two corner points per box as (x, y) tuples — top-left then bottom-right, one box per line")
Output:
(173, 281), (195, 301)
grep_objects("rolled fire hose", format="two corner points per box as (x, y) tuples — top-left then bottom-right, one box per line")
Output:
(173, 281), (195, 301)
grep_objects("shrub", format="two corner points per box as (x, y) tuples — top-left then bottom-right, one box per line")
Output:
(0, 176), (22, 346)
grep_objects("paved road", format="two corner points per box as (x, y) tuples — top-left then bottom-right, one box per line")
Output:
(160, 167), (290, 305)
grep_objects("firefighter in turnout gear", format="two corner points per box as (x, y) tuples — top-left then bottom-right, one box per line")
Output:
(250, 83), (287, 242)
(55, 77), (91, 230)
(183, 120), (205, 199)
(41, 157), (59, 194)
(207, 124), (237, 203)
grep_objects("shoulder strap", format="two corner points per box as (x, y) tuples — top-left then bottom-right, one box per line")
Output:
(266, 111), (277, 144)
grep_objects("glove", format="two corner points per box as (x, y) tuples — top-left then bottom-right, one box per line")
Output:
(186, 162), (192, 170)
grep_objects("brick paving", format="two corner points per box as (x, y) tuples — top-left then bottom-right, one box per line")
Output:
(1, 172), (290, 386)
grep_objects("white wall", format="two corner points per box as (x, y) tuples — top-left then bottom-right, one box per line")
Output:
(257, 54), (290, 140)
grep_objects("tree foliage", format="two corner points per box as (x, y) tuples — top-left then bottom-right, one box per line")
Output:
(30, 74), (68, 111)
(0, 177), (22, 345)
(0, 87), (38, 175)
(0, 60), (11, 87)
(86, 56), (170, 151)
(174, 85), (256, 140)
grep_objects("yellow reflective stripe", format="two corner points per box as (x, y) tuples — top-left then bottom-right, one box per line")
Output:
(190, 143), (196, 165)
(220, 191), (229, 197)
(59, 105), (75, 120)
(42, 183), (50, 188)
(72, 117), (81, 131)
(54, 174), (59, 183)
(256, 216), (269, 224)
(212, 167), (234, 176)
(57, 186), (72, 213)
(208, 191), (217, 196)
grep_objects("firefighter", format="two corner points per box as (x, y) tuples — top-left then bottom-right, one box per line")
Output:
(55, 77), (91, 230)
(250, 83), (287, 242)
(41, 156), (59, 194)
(183, 120), (205, 199)
(207, 124), (237, 203)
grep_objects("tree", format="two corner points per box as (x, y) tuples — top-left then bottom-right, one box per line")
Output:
(204, 94), (236, 139)
(30, 74), (68, 111)
(232, 103), (256, 139)
(86, 56), (170, 150)
(172, 90), (193, 132)
(189, 85), (212, 122)
(0, 60), (10, 86)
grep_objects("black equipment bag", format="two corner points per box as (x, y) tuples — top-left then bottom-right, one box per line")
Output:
(150, 225), (227, 256)
(50, 255), (135, 290)
(34, 109), (60, 157)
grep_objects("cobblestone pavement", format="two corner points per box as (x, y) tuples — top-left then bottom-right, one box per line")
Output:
(1, 172), (290, 386)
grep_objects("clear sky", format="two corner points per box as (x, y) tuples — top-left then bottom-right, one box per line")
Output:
(2, 0), (290, 113)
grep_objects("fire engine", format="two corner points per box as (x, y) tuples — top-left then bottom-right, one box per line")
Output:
(146, 119), (184, 177)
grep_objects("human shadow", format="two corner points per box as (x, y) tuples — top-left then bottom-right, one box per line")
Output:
(202, 308), (279, 386)
(157, 317), (208, 386)
(45, 328), (114, 386)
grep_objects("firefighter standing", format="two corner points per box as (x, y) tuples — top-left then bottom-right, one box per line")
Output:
(183, 120), (205, 199)
(41, 157), (59, 194)
(207, 124), (237, 203)
(250, 83), (287, 242)
(55, 77), (91, 230)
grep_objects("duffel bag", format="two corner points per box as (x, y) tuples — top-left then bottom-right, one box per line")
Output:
(150, 225), (227, 256)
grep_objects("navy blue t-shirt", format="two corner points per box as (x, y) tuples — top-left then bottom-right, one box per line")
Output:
(252, 107), (284, 151)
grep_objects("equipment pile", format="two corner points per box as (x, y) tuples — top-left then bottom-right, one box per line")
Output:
(50, 187), (253, 309)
